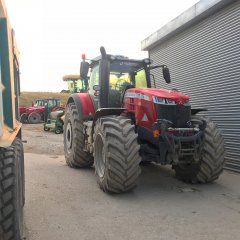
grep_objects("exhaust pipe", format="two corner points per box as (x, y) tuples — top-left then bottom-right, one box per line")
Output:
(99, 46), (110, 108)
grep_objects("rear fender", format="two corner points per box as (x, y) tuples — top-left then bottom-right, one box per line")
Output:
(67, 93), (95, 120)
(93, 108), (125, 124)
(91, 108), (125, 137)
(19, 107), (26, 115)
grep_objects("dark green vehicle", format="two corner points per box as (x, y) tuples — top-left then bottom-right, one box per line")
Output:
(0, 1), (25, 239)
(44, 110), (65, 134)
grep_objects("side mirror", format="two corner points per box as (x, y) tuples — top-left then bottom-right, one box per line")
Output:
(80, 61), (89, 80)
(93, 85), (100, 91)
(163, 67), (171, 84)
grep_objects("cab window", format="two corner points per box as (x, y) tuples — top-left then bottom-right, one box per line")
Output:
(135, 69), (147, 88)
(47, 100), (56, 108)
(89, 65), (99, 95)
(109, 73), (131, 91)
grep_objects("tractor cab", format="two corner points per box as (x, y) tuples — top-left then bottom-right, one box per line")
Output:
(63, 74), (88, 93)
(88, 57), (150, 108)
(80, 48), (170, 110)
(32, 98), (61, 109)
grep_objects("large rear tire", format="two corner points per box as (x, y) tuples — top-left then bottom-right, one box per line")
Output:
(28, 112), (41, 124)
(174, 116), (225, 183)
(94, 116), (141, 193)
(63, 103), (93, 168)
(0, 138), (25, 240)
(20, 113), (28, 124)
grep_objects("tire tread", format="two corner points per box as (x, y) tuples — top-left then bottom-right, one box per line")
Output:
(0, 138), (24, 240)
(94, 115), (141, 193)
(174, 116), (225, 183)
(64, 103), (93, 168)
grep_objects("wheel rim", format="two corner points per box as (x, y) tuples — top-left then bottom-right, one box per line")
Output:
(66, 122), (72, 153)
(95, 133), (105, 178)
(56, 129), (61, 134)
(29, 113), (41, 123)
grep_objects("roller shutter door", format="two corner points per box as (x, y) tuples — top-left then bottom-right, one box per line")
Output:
(149, 1), (240, 172)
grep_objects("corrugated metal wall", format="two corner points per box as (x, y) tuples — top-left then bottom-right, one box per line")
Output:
(149, 1), (240, 172)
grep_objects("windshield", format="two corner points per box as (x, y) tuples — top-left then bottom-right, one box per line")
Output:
(109, 60), (147, 89)
(33, 100), (44, 107)
(89, 61), (147, 92)
(109, 69), (147, 91)
(47, 99), (57, 108)
(89, 60), (148, 107)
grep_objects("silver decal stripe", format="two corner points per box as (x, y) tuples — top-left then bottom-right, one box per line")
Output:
(125, 92), (149, 101)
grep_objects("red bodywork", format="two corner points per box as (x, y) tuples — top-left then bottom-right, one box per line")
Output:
(19, 106), (28, 116)
(19, 105), (65, 116)
(123, 88), (189, 130)
(19, 106), (45, 116)
(76, 93), (96, 118)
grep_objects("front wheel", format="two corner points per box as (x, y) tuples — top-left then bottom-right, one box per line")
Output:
(44, 126), (50, 131)
(0, 138), (25, 240)
(173, 116), (225, 183)
(94, 116), (141, 193)
(55, 128), (62, 134)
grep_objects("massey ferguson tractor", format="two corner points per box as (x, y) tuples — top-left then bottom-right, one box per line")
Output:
(63, 47), (225, 193)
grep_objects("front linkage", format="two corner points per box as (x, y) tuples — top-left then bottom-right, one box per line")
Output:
(152, 118), (206, 165)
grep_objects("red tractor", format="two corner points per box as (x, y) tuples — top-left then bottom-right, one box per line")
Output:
(63, 47), (225, 193)
(20, 98), (64, 124)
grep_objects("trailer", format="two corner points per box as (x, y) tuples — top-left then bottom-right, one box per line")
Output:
(0, 1), (24, 239)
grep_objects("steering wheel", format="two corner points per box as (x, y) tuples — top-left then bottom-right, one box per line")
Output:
(114, 79), (127, 90)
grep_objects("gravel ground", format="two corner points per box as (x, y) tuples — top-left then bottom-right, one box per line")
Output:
(22, 123), (240, 240)
(22, 123), (64, 155)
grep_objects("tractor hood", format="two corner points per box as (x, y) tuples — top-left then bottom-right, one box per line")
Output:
(25, 106), (45, 113)
(26, 106), (45, 111)
(125, 88), (189, 104)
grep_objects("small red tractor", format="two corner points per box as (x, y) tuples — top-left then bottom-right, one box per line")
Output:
(63, 47), (225, 193)
(20, 98), (64, 124)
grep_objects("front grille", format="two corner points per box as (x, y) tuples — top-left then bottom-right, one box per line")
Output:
(154, 104), (191, 127)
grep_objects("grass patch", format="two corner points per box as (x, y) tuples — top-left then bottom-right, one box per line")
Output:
(20, 92), (71, 107)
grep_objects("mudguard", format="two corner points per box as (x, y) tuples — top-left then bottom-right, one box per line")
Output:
(67, 93), (95, 120)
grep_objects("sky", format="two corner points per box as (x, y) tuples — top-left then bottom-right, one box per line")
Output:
(5, 0), (199, 92)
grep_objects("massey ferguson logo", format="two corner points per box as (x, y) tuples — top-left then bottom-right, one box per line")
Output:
(177, 100), (184, 105)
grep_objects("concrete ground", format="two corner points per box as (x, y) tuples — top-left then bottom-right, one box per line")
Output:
(22, 124), (240, 240)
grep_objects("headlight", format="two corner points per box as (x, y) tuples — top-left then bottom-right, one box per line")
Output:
(153, 96), (176, 105)
(165, 98), (176, 105)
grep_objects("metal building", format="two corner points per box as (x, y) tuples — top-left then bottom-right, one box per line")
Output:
(141, 0), (240, 172)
